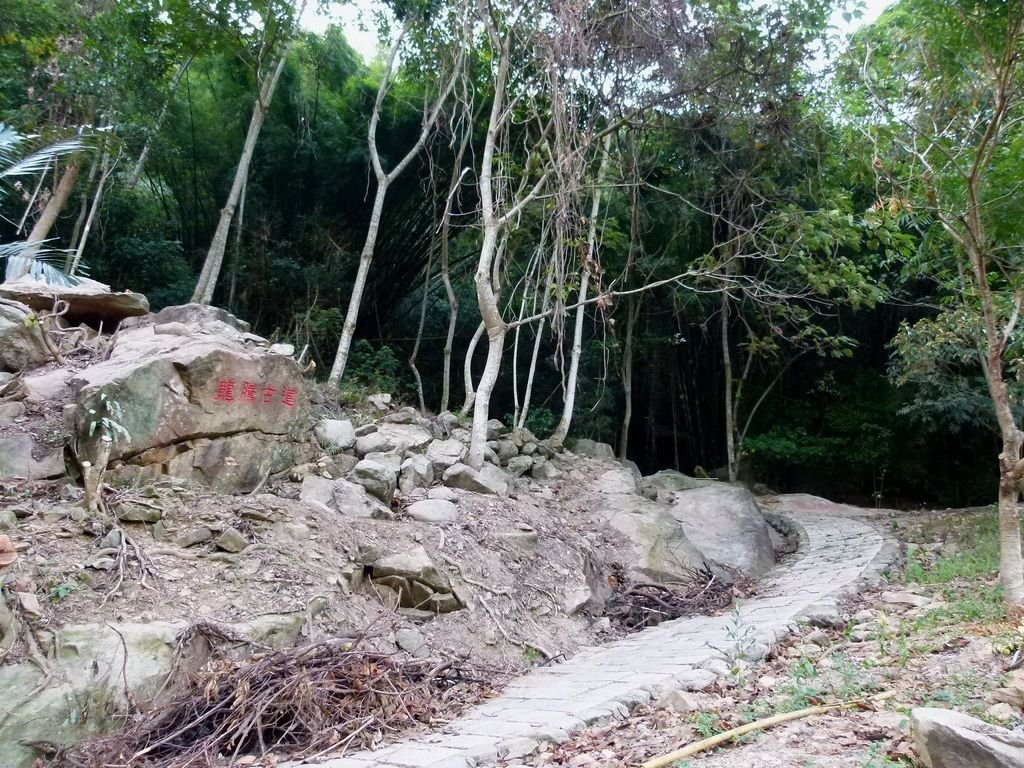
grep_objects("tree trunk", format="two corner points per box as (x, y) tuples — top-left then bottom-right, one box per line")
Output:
(69, 146), (112, 276)
(409, 246), (434, 415)
(327, 183), (387, 385)
(469, 231), (505, 468)
(192, 45), (290, 305)
(550, 138), (611, 447)
(459, 321), (485, 417)
(722, 292), (737, 482)
(227, 175), (247, 312)
(619, 294), (640, 461)
(127, 56), (193, 191)
(11, 161), (82, 278)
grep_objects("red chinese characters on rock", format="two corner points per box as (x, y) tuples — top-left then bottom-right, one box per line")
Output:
(213, 379), (297, 408)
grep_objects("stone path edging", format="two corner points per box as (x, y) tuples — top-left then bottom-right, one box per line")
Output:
(295, 494), (899, 768)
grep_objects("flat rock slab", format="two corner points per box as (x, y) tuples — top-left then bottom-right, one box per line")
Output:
(288, 494), (892, 768)
(0, 276), (149, 325)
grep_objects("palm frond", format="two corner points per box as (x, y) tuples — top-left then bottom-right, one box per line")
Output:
(0, 124), (23, 168)
(0, 241), (85, 287)
(0, 136), (84, 181)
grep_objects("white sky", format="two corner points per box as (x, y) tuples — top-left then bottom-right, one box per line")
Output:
(302, 0), (895, 66)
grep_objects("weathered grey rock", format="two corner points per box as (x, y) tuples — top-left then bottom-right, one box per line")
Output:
(493, 438), (519, 464)
(530, 459), (562, 481)
(367, 393), (392, 410)
(0, 299), (50, 372)
(214, 527), (249, 553)
(364, 451), (403, 475)
(426, 438), (467, 473)
(351, 459), (397, 505)
(912, 707), (1024, 768)
(354, 423), (377, 437)
(483, 445), (501, 466)
(384, 406), (419, 425)
(0, 435), (65, 481)
(314, 419), (356, 452)
(372, 546), (450, 592)
(154, 303), (250, 332)
(376, 422), (433, 453)
(405, 499), (458, 524)
(69, 319), (310, 493)
(881, 590), (931, 608)
(592, 494), (707, 585)
(486, 418), (506, 440)
(521, 442), (539, 456)
(175, 527), (213, 548)
(593, 467), (638, 495)
(0, 509), (16, 531)
(0, 400), (25, 423)
(572, 438), (616, 459)
(427, 486), (457, 501)
(395, 628), (430, 658)
(506, 455), (534, 478)
(668, 484), (776, 579)
(355, 431), (394, 457)
(268, 343), (294, 356)
(113, 501), (163, 523)
(300, 476), (391, 518)
(427, 592), (461, 613)
(563, 585), (593, 616)
(0, 613), (307, 768)
(0, 276), (149, 326)
(399, 455), (434, 494)
(645, 469), (718, 492)
(443, 462), (509, 495)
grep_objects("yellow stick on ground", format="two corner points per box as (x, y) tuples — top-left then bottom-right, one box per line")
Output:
(640, 692), (897, 768)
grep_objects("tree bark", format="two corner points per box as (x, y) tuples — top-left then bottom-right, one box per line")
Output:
(459, 321), (485, 417)
(69, 146), (113, 276)
(127, 56), (193, 191)
(721, 292), (737, 482)
(550, 136), (612, 447)
(11, 161), (82, 279)
(619, 294), (640, 461)
(409, 245), (434, 415)
(192, 45), (291, 304)
(326, 14), (464, 385)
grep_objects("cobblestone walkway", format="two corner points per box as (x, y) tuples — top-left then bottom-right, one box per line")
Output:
(297, 494), (897, 768)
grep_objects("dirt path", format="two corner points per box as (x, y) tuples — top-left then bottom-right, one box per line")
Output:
(288, 494), (896, 768)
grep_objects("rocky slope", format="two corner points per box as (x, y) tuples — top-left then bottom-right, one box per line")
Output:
(0, 287), (784, 767)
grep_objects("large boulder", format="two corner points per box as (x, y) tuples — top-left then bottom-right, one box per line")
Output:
(443, 462), (509, 495)
(668, 484), (776, 578)
(0, 434), (65, 481)
(376, 423), (433, 454)
(299, 475), (391, 518)
(314, 418), (356, 452)
(69, 313), (311, 493)
(426, 438), (466, 473)
(351, 459), (397, 505)
(593, 494), (708, 584)
(646, 469), (718, 492)
(573, 438), (616, 459)
(0, 276), (149, 327)
(0, 299), (51, 372)
(153, 303), (250, 332)
(912, 707), (1024, 768)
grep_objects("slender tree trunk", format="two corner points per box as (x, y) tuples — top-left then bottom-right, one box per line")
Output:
(721, 292), (737, 482)
(326, 14), (464, 385)
(439, 158), (468, 414)
(227, 175), (246, 312)
(409, 246), (434, 414)
(127, 56), (193, 191)
(550, 137), (612, 447)
(619, 294), (640, 461)
(469, 230), (505, 468)
(10, 161), (82, 279)
(517, 315), (547, 432)
(460, 321), (485, 417)
(192, 44), (291, 304)
(69, 147), (113, 276)
(328, 185), (387, 385)
(67, 156), (101, 260)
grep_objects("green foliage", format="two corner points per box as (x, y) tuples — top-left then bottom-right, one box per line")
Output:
(345, 340), (404, 396)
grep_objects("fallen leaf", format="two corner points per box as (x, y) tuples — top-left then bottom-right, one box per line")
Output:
(0, 535), (17, 567)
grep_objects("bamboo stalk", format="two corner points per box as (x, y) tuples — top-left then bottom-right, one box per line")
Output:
(640, 692), (896, 768)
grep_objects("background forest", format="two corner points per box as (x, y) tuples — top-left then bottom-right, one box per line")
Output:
(1, 0), (1016, 508)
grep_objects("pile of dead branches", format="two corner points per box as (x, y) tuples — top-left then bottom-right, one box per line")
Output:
(60, 639), (489, 768)
(606, 563), (738, 631)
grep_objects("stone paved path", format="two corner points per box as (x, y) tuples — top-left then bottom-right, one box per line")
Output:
(297, 494), (897, 768)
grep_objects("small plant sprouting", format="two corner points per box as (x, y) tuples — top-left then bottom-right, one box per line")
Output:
(86, 392), (131, 444)
(708, 606), (760, 685)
